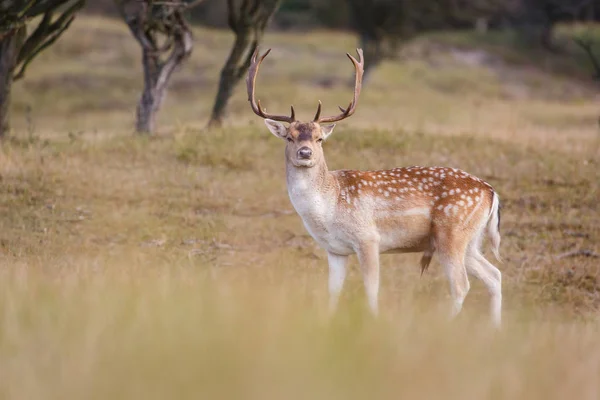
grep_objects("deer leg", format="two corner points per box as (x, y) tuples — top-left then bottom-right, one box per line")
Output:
(465, 248), (502, 327)
(436, 237), (470, 320)
(443, 258), (470, 319)
(356, 241), (380, 316)
(327, 252), (348, 315)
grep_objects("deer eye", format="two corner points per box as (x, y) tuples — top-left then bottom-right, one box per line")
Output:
(317, 138), (323, 143)
(286, 137), (293, 143)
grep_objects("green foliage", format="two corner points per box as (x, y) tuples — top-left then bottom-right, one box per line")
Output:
(227, 0), (282, 33)
(279, 0), (310, 12)
(347, 0), (507, 40)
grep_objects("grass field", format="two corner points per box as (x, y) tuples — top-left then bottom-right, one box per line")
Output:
(1, 16), (600, 399)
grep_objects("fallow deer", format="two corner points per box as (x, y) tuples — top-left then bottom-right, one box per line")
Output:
(246, 48), (503, 327)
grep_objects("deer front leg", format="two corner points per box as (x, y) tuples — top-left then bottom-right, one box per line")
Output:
(356, 241), (380, 316)
(327, 252), (348, 315)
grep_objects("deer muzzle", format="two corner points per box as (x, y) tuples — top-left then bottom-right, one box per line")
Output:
(297, 147), (313, 160)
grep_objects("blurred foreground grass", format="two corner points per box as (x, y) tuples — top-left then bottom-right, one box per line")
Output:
(0, 263), (599, 400)
(0, 16), (599, 399)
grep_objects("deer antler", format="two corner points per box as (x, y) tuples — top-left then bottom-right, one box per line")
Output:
(313, 48), (364, 124)
(247, 47), (296, 123)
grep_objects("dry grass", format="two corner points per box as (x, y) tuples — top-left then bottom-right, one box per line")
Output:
(1, 16), (600, 399)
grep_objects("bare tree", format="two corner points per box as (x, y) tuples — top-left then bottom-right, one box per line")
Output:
(0, 0), (85, 138)
(207, 0), (281, 128)
(116, 0), (198, 134)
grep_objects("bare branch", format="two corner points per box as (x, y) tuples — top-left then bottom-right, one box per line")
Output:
(0, 0), (84, 138)
(14, 0), (84, 80)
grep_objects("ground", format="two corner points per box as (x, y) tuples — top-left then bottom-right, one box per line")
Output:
(0, 16), (599, 399)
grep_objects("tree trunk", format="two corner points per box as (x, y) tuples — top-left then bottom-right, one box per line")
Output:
(135, 30), (192, 134)
(206, 0), (281, 128)
(208, 30), (256, 128)
(136, 50), (161, 133)
(0, 29), (21, 139)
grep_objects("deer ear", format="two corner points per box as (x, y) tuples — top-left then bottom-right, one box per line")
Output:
(264, 119), (287, 139)
(321, 123), (336, 140)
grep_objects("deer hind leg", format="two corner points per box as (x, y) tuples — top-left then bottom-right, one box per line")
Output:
(465, 238), (502, 327)
(436, 234), (471, 320)
(356, 241), (380, 316)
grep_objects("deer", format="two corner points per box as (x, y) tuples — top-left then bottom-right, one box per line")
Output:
(246, 48), (503, 327)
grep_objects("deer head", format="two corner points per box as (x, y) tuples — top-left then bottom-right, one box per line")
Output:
(246, 48), (364, 168)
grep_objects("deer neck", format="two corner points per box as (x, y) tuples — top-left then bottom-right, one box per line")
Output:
(285, 157), (338, 219)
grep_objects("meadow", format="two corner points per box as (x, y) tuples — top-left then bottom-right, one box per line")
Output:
(0, 16), (599, 399)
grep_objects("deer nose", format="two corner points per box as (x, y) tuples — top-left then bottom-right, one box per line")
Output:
(297, 147), (312, 159)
